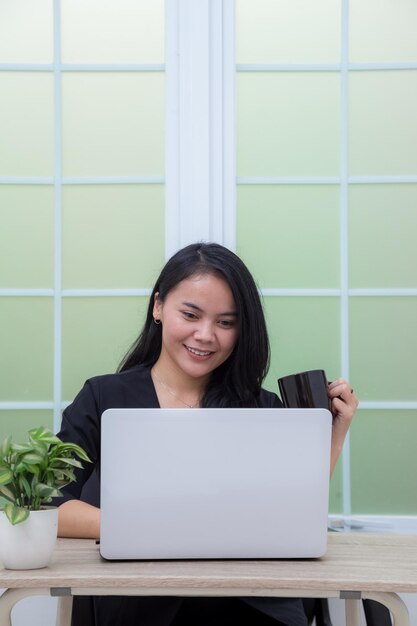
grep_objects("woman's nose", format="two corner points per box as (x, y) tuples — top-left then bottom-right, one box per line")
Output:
(194, 321), (214, 342)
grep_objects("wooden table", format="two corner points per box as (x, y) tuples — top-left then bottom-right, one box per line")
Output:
(1, 532), (416, 625)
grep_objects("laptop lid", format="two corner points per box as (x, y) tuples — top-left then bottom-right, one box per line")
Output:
(100, 407), (332, 560)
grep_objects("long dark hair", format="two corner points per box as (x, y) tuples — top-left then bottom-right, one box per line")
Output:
(118, 242), (270, 407)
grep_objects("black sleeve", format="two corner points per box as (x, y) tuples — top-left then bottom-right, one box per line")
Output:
(55, 380), (101, 504)
(258, 387), (283, 408)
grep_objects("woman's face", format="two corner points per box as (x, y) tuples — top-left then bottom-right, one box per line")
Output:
(153, 273), (239, 382)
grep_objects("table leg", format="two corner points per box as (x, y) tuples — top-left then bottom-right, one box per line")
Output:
(345, 598), (361, 626)
(0, 588), (50, 626)
(362, 592), (410, 626)
(55, 596), (73, 626)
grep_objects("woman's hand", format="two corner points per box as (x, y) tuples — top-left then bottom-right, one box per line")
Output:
(328, 378), (359, 476)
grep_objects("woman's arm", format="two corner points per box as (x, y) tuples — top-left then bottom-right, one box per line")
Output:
(55, 380), (102, 538)
(58, 499), (100, 539)
(328, 378), (359, 476)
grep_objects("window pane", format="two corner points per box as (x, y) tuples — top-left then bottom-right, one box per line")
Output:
(61, 0), (164, 64)
(264, 296), (341, 392)
(0, 410), (54, 443)
(349, 185), (417, 288)
(349, 71), (417, 176)
(237, 73), (339, 176)
(351, 410), (417, 514)
(329, 460), (343, 514)
(0, 0), (53, 64)
(62, 72), (164, 176)
(0, 186), (54, 288)
(236, 0), (340, 64)
(237, 185), (340, 288)
(350, 0), (417, 63)
(62, 297), (148, 401)
(62, 185), (164, 289)
(0, 73), (54, 176)
(0, 298), (54, 401)
(350, 298), (417, 401)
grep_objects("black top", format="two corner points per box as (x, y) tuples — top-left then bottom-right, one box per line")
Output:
(57, 365), (307, 626)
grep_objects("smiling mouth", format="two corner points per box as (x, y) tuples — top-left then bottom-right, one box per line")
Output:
(185, 345), (213, 357)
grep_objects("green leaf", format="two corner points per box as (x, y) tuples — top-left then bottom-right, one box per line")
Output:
(18, 475), (32, 500)
(0, 468), (14, 485)
(55, 443), (91, 463)
(20, 452), (45, 465)
(0, 484), (17, 502)
(47, 467), (74, 480)
(29, 427), (61, 446)
(54, 473), (76, 487)
(10, 442), (34, 453)
(4, 502), (30, 525)
(16, 461), (40, 475)
(34, 483), (61, 498)
(0, 435), (12, 457)
(50, 457), (84, 469)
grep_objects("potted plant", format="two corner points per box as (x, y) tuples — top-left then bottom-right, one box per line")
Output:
(0, 426), (90, 569)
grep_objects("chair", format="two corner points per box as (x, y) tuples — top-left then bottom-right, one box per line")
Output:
(303, 598), (333, 625)
(363, 599), (392, 625)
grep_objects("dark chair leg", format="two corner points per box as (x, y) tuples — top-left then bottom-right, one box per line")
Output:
(302, 597), (392, 626)
(315, 598), (333, 626)
(363, 599), (392, 625)
(302, 598), (333, 626)
(302, 598), (316, 624)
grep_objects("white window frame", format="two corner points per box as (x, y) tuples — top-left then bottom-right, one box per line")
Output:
(165, 0), (236, 257)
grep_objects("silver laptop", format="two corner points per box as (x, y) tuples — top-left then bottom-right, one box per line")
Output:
(100, 408), (332, 560)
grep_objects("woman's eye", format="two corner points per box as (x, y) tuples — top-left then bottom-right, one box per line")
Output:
(219, 319), (235, 327)
(183, 311), (198, 320)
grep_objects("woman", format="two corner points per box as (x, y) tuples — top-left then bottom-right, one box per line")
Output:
(57, 242), (358, 625)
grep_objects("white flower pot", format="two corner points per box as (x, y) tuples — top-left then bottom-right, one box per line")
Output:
(0, 508), (58, 569)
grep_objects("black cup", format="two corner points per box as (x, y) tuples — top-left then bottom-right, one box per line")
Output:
(277, 369), (332, 412)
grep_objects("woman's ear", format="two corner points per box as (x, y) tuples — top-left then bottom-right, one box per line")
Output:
(153, 292), (162, 321)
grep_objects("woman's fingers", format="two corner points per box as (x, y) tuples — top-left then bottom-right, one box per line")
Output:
(329, 378), (357, 402)
(328, 378), (359, 420)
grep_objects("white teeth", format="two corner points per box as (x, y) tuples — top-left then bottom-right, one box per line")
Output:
(186, 346), (211, 356)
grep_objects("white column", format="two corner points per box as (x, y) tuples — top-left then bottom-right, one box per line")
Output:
(165, 0), (235, 259)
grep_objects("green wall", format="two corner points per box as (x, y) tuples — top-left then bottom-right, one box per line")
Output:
(0, 1), (165, 439)
(236, 0), (417, 514)
(1, 0), (417, 516)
